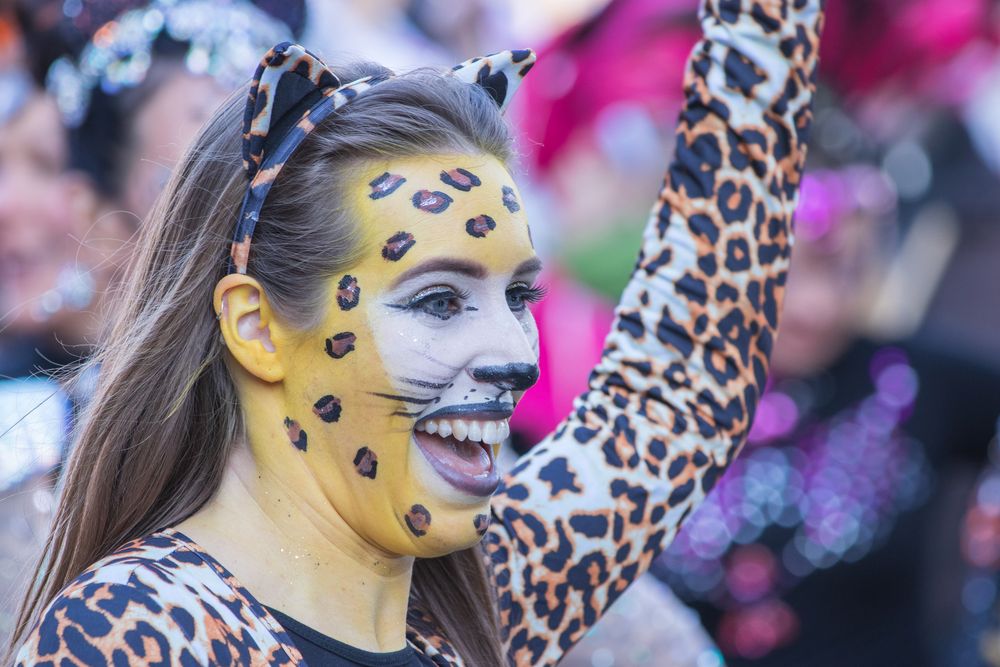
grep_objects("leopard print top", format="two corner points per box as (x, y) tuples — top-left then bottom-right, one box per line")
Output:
(15, 1), (823, 664)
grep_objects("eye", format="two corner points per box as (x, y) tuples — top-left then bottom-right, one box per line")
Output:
(406, 287), (468, 320)
(506, 282), (547, 312)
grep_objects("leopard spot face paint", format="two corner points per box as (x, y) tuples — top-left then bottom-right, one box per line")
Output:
(278, 153), (538, 558)
(325, 331), (356, 359)
(474, 513), (490, 536)
(382, 232), (416, 261)
(465, 214), (496, 239)
(440, 168), (481, 192)
(368, 172), (406, 199)
(284, 417), (308, 451)
(411, 190), (453, 214)
(336, 275), (360, 310)
(405, 504), (431, 537)
(312, 395), (342, 423)
(501, 185), (520, 213)
(353, 446), (378, 479)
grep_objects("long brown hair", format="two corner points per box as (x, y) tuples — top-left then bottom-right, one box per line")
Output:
(8, 62), (511, 666)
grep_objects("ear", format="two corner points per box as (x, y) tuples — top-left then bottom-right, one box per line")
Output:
(450, 49), (536, 112)
(214, 274), (285, 382)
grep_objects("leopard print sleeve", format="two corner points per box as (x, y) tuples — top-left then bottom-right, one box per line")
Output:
(485, 1), (825, 664)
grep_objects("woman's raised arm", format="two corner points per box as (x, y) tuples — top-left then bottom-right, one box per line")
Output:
(487, 1), (825, 663)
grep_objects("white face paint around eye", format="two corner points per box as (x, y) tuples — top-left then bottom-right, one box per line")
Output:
(277, 153), (542, 558)
(375, 257), (543, 501)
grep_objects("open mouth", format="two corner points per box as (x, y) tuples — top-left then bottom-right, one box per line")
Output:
(413, 411), (511, 497)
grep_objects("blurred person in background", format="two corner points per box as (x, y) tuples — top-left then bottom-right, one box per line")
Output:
(0, 0), (298, 641)
(300, 0), (453, 71)
(651, 7), (1000, 654)
(653, 127), (1000, 665)
(0, 0), (300, 381)
(0, 12), (79, 642)
(0, 65), (79, 379)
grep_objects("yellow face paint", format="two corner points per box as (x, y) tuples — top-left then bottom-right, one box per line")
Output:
(278, 153), (541, 557)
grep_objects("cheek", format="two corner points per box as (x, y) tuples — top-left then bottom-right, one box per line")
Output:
(13, 179), (71, 239)
(372, 314), (462, 383)
(515, 311), (540, 360)
(373, 314), (482, 374)
(371, 305), (541, 376)
(524, 313), (539, 349)
(123, 161), (171, 217)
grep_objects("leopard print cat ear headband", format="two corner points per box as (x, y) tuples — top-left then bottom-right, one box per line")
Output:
(228, 41), (536, 275)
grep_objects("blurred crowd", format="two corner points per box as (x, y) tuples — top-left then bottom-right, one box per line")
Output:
(1, 0), (1000, 665)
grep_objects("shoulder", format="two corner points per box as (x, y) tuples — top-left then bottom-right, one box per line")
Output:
(14, 531), (280, 667)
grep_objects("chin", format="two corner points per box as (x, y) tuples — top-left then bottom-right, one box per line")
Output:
(386, 440), (501, 557)
(404, 513), (491, 558)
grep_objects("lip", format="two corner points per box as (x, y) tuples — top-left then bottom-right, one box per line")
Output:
(412, 409), (506, 497)
(416, 401), (514, 424)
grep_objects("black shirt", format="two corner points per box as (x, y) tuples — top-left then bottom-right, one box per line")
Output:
(267, 607), (430, 667)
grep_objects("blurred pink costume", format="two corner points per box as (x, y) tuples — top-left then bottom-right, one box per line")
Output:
(512, 0), (700, 441)
(511, 271), (613, 444)
(518, 0), (699, 173)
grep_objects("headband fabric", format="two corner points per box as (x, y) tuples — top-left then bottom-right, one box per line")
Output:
(229, 42), (536, 275)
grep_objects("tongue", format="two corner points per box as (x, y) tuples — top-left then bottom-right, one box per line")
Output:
(414, 431), (491, 476)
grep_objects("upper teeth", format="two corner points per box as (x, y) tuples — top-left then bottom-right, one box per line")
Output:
(415, 418), (510, 446)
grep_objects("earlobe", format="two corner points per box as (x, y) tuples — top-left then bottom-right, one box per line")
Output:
(214, 274), (285, 382)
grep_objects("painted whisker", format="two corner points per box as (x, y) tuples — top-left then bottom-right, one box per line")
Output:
(397, 377), (450, 390)
(418, 352), (462, 372)
(369, 392), (441, 405)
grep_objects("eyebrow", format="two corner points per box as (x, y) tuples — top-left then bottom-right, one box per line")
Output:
(390, 258), (488, 288)
(390, 256), (544, 289)
(513, 257), (543, 276)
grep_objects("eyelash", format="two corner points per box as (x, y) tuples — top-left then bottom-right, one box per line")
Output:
(398, 282), (547, 320)
(404, 287), (471, 320)
(506, 282), (548, 312)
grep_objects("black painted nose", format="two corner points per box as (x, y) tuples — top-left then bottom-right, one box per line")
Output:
(470, 363), (540, 392)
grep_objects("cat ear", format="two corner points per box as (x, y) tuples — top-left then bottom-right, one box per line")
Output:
(242, 41), (341, 179)
(450, 49), (536, 112)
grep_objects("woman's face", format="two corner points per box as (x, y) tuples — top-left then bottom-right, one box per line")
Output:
(0, 93), (73, 335)
(122, 71), (231, 220)
(277, 153), (541, 557)
(771, 212), (877, 377)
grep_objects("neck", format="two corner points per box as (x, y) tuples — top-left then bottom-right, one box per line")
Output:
(178, 437), (414, 652)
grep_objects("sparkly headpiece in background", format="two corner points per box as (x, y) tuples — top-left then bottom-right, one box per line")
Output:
(45, 0), (292, 127)
(795, 166), (898, 243)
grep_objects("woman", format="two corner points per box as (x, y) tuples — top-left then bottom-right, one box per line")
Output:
(0, 0), (293, 365)
(9, 1), (823, 665)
